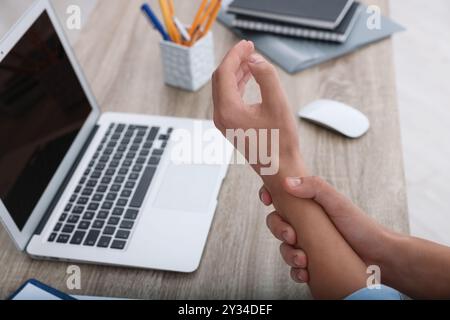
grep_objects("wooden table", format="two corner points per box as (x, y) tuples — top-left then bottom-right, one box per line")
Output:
(0, 0), (409, 299)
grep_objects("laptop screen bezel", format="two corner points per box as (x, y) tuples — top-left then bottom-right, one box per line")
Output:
(0, 0), (100, 250)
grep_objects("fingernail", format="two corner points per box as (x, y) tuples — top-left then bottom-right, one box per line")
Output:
(297, 272), (304, 282)
(282, 231), (289, 242)
(286, 177), (302, 188)
(248, 53), (265, 64)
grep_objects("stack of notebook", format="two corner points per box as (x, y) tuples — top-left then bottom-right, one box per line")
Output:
(227, 0), (362, 43)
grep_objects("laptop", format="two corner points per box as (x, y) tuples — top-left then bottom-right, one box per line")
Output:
(0, 0), (232, 272)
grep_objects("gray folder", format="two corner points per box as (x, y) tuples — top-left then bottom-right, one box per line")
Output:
(218, 4), (404, 74)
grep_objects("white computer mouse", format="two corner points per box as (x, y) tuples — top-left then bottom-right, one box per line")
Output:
(298, 99), (370, 138)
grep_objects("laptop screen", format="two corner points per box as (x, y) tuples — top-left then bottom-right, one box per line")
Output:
(0, 12), (92, 231)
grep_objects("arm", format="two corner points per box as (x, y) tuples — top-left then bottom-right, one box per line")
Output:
(261, 176), (450, 299)
(212, 41), (368, 299)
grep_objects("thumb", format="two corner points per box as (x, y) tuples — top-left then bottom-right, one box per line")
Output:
(283, 176), (359, 219)
(247, 53), (285, 105)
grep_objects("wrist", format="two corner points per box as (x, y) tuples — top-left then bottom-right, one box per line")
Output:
(261, 150), (307, 193)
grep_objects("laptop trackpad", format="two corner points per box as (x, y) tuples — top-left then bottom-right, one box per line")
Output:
(153, 164), (222, 212)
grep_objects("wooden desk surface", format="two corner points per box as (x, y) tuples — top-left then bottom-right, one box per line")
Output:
(0, 0), (409, 299)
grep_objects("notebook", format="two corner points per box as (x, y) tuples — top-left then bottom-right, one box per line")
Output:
(227, 0), (354, 30)
(218, 3), (405, 74)
(232, 2), (362, 43)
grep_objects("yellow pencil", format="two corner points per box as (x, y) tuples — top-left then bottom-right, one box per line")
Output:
(168, 0), (175, 16)
(159, 0), (181, 44)
(202, 0), (221, 36)
(189, 0), (209, 35)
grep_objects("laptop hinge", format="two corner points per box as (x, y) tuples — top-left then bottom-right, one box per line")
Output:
(32, 125), (99, 236)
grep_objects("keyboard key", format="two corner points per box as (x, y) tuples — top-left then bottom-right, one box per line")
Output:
(115, 124), (125, 132)
(97, 185), (108, 193)
(124, 209), (138, 220)
(93, 193), (103, 202)
(125, 181), (135, 189)
(152, 149), (164, 156)
(112, 208), (124, 216)
(130, 166), (156, 208)
(99, 155), (109, 163)
(148, 156), (160, 166)
(59, 213), (68, 222)
(48, 232), (57, 242)
(132, 165), (143, 172)
(130, 144), (139, 151)
(69, 194), (77, 202)
(159, 134), (169, 140)
(147, 127), (159, 141)
(77, 197), (89, 205)
(67, 215), (80, 224)
(143, 142), (153, 149)
(117, 198), (128, 207)
(70, 231), (86, 245)
(134, 137), (143, 144)
(105, 169), (115, 176)
(74, 185), (82, 193)
(93, 220), (105, 229)
(108, 185), (120, 194)
(82, 188), (93, 196)
(102, 201), (113, 210)
(129, 173), (139, 180)
(97, 210), (109, 219)
(54, 222), (62, 232)
(91, 171), (101, 179)
(84, 230), (100, 246)
(136, 157), (146, 164)
(108, 217), (120, 226)
(113, 153), (123, 160)
(140, 149), (150, 156)
(62, 224), (75, 233)
(65, 203), (72, 211)
(97, 236), (112, 248)
(87, 179), (98, 187)
(101, 176), (112, 184)
(116, 230), (130, 240)
(83, 211), (95, 220)
(88, 202), (100, 210)
(78, 220), (90, 230)
(122, 160), (132, 167)
(121, 189), (132, 198)
(57, 234), (70, 243)
(115, 176), (125, 183)
(120, 220), (134, 230)
(103, 226), (116, 235)
(126, 152), (136, 159)
(106, 193), (118, 201)
(95, 164), (105, 171)
(72, 206), (84, 214)
(161, 142), (167, 148)
(111, 240), (126, 250)
(110, 160), (120, 168)
(119, 168), (128, 175)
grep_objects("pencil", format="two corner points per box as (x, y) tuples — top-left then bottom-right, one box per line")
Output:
(202, 0), (221, 36)
(189, 0), (209, 35)
(159, 0), (181, 44)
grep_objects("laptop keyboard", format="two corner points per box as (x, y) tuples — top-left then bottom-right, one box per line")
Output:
(47, 123), (173, 250)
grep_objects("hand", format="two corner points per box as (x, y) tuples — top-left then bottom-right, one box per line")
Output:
(259, 176), (393, 283)
(212, 40), (305, 181)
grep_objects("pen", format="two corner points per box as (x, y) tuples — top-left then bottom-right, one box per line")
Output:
(141, 3), (171, 41)
(173, 16), (191, 42)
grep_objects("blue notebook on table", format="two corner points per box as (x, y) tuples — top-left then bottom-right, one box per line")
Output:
(218, 3), (404, 74)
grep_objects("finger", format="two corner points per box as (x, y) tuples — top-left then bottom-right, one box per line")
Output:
(258, 186), (272, 206)
(246, 53), (286, 106)
(266, 212), (296, 245)
(290, 268), (309, 283)
(283, 176), (361, 218)
(279, 243), (307, 268)
(212, 41), (254, 121)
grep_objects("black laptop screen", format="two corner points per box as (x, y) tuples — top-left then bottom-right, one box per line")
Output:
(0, 12), (92, 230)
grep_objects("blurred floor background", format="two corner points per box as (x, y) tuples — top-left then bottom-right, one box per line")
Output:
(1, 0), (450, 246)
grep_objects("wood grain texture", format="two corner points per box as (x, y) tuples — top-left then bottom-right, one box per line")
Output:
(0, 0), (408, 299)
